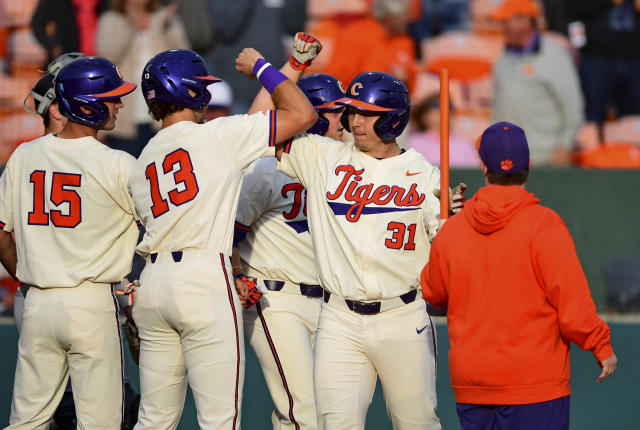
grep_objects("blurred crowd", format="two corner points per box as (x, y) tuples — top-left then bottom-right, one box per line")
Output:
(1, 0), (640, 313)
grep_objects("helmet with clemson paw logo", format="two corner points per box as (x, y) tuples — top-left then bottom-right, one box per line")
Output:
(55, 56), (136, 127)
(336, 71), (411, 141)
(297, 73), (346, 136)
(142, 49), (221, 111)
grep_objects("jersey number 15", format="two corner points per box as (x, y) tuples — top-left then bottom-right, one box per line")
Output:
(145, 148), (199, 218)
(28, 170), (82, 228)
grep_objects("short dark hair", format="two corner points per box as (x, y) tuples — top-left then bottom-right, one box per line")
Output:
(42, 109), (51, 128)
(486, 167), (529, 185)
(148, 102), (185, 121)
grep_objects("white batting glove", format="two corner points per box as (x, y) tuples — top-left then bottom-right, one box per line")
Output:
(289, 32), (323, 71)
(115, 278), (139, 306)
(433, 182), (467, 215)
(451, 183), (467, 214)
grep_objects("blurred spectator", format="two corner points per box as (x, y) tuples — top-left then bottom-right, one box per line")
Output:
(207, 0), (306, 113)
(411, 0), (470, 42)
(31, 0), (108, 63)
(567, 0), (640, 124)
(204, 80), (233, 122)
(407, 93), (479, 167)
(490, 0), (584, 166)
(174, 0), (214, 54)
(307, 0), (417, 92)
(96, 0), (189, 157)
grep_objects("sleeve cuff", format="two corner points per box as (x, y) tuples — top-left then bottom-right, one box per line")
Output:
(233, 221), (250, 247)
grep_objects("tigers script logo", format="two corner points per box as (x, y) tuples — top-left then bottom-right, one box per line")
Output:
(326, 165), (425, 222)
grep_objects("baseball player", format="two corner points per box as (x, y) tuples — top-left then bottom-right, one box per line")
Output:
(247, 67), (466, 428)
(0, 56), (139, 430)
(126, 47), (317, 429)
(232, 44), (344, 429)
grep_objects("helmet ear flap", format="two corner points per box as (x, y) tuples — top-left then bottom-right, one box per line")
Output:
(340, 107), (350, 132)
(307, 112), (330, 136)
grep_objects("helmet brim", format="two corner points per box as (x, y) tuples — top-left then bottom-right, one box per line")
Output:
(195, 75), (222, 83)
(90, 81), (137, 98)
(315, 100), (344, 110)
(334, 97), (395, 112)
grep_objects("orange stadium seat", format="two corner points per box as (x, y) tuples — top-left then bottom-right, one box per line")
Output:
(603, 116), (640, 145)
(0, 0), (39, 27)
(0, 112), (44, 163)
(307, 0), (369, 19)
(421, 31), (503, 82)
(572, 143), (640, 169)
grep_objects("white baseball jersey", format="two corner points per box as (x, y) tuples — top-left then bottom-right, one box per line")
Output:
(0, 134), (139, 287)
(235, 157), (318, 285)
(278, 133), (440, 301)
(129, 111), (277, 257)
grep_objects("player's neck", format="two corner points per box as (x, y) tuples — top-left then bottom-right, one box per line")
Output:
(56, 121), (98, 140)
(360, 141), (401, 159)
(162, 109), (202, 129)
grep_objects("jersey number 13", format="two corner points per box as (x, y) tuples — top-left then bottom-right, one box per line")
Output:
(145, 148), (199, 218)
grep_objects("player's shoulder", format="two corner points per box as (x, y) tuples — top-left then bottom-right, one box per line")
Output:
(403, 148), (440, 176)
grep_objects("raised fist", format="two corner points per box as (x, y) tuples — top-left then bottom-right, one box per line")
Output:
(290, 32), (323, 71)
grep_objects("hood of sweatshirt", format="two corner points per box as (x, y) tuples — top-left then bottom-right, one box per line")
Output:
(464, 185), (540, 234)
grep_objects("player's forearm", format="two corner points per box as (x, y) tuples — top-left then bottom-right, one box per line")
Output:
(248, 62), (305, 115)
(231, 247), (243, 277)
(0, 231), (17, 279)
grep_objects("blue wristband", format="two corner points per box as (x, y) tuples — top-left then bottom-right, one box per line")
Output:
(252, 58), (287, 94)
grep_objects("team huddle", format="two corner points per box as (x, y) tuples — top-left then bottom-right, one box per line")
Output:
(0, 32), (465, 430)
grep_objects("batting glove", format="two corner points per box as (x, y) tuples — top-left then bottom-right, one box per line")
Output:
(235, 275), (263, 308)
(115, 278), (139, 307)
(290, 32), (322, 71)
(433, 182), (467, 215)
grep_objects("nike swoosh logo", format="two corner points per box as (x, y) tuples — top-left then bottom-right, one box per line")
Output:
(416, 325), (428, 334)
(406, 171), (421, 176)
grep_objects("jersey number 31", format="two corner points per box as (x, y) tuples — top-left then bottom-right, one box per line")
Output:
(145, 148), (199, 218)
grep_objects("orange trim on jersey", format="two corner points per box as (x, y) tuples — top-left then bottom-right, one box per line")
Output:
(283, 137), (294, 154)
(90, 82), (136, 98)
(334, 97), (395, 112)
(268, 110), (277, 147)
(0, 221), (5, 229)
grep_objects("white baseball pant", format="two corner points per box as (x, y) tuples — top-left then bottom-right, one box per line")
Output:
(7, 281), (124, 430)
(133, 251), (244, 430)
(314, 296), (440, 430)
(244, 287), (321, 430)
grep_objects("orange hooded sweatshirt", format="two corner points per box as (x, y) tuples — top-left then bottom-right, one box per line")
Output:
(421, 185), (613, 405)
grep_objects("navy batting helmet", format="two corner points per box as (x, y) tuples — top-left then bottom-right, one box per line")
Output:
(55, 56), (136, 127)
(142, 49), (220, 110)
(336, 71), (411, 141)
(298, 73), (346, 136)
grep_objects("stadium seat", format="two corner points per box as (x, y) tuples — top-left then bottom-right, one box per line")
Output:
(422, 31), (503, 82)
(307, 0), (368, 19)
(572, 143), (640, 168)
(575, 122), (600, 150)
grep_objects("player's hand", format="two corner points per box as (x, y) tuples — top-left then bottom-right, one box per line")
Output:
(433, 182), (467, 215)
(246, 286), (264, 309)
(289, 32), (323, 71)
(115, 278), (139, 307)
(236, 48), (264, 78)
(234, 276), (249, 307)
(597, 352), (617, 383)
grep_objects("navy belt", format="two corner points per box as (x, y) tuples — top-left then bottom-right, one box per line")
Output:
(263, 279), (323, 298)
(323, 289), (418, 315)
(149, 251), (183, 263)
